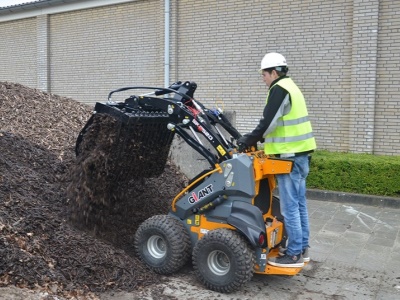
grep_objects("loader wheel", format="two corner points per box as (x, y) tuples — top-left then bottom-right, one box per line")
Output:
(134, 215), (191, 275)
(192, 228), (254, 293)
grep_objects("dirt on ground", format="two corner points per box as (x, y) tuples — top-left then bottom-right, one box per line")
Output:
(0, 82), (187, 299)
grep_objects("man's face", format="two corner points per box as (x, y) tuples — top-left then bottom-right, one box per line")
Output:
(261, 70), (275, 87)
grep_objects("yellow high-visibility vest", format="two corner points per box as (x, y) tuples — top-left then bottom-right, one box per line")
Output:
(264, 78), (316, 155)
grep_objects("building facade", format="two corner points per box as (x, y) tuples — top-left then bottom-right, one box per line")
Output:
(1, 0), (399, 155)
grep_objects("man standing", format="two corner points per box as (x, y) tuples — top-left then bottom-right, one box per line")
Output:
(238, 52), (316, 267)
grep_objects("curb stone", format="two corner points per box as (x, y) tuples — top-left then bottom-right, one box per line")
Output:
(306, 188), (400, 209)
(274, 188), (400, 209)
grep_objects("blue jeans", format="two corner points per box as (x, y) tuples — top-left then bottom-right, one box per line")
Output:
(276, 154), (310, 256)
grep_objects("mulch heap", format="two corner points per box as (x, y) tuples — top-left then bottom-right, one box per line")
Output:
(0, 82), (188, 299)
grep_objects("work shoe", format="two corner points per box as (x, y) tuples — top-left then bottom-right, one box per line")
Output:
(268, 253), (304, 268)
(279, 247), (310, 262)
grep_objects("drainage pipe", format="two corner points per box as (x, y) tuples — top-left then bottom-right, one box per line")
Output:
(164, 0), (170, 87)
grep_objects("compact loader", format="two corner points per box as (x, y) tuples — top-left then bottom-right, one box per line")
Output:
(75, 81), (305, 293)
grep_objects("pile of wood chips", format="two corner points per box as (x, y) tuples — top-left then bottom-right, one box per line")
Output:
(0, 82), (187, 299)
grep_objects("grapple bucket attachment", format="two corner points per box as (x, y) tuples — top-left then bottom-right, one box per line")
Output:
(76, 102), (175, 179)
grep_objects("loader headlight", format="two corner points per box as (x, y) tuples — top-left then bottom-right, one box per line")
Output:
(258, 232), (266, 247)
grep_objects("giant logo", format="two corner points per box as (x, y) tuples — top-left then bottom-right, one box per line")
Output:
(188, 184), (213, 204)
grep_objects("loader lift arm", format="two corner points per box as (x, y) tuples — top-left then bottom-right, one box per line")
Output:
(103, 81), (242, 166)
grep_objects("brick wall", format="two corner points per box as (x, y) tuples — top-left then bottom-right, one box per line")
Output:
(0, 0), (399, 155)
(0, 18), (37, 87)
(173, 0), (355, 153)
(374, 0), (400, 155)
(48, 0), (162, 105)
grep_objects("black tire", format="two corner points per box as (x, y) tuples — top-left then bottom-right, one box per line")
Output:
(192, 229), (254, 293)
(134, 215), (191, 275)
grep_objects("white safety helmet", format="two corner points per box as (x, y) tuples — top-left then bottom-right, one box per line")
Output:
(259, 52), (288, 73)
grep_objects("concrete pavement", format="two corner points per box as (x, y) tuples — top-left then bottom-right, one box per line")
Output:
(303, 195), (400, 299)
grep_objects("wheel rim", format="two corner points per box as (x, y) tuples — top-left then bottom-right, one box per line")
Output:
(207, 250), (230, 276)
(147, 235), (166, 259)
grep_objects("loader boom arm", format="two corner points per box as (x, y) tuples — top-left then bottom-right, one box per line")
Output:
(75, 81), (246, 180)
(106, 81), (241, 165)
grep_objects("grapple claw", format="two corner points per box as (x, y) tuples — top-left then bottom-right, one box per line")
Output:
(76, 102), (175, 179)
